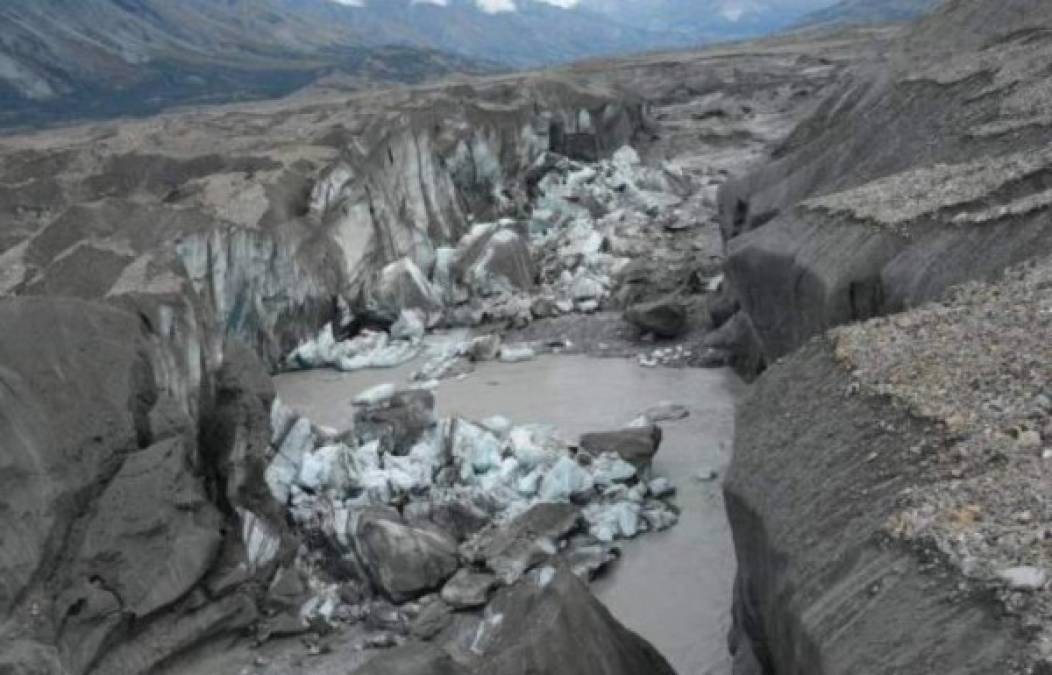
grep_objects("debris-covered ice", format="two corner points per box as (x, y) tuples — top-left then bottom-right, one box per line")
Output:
(282, 144), (698, 379)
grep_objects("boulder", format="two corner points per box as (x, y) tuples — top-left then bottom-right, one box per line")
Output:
(354, 511), (460, 602)
(530, 295), (559, 318)
(468, 334), (502, 361)
(579, 426), (663, 470)
(464, 228), (535, 296)
(441, 569), (499, 609)
(354, 388), (437, 455)
(352, 643), (469, 675)
(377, 257), (443, 315)
(471, 565), (677, 675)
(406, 497), (492, 543)
(624, 296), (688, 338)
(410, 598), (454, 640)
(462, 503), (580, 584)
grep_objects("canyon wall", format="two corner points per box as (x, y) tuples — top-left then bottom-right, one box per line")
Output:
(720, 1), (1052, 672)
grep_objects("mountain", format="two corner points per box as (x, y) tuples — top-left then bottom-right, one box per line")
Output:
(796, 0), (942, 26)
(0, 0), (854, 129)
(0, 0), (494, 129)
(579, 0), (836, 41)
(287, 0), (666, 68)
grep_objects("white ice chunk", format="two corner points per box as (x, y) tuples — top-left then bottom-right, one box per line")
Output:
(498, 344), (536, 363)
(353, 383), (397, 407)
(539, 456), (594, 502)
(390, 309), (427, 342)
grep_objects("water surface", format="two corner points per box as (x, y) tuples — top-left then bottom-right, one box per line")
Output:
(275, 354), (742, 674)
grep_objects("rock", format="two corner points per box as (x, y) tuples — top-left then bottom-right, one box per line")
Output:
(377, 257), (443, 315)
(468, 334), (502, 361)
(498, 344), (536, 363)
(579, 426), (663, 470)
(0, 297), (267, 675)
(633, 401), (690, 425)
(414, 497), (492, 543)
(351, 642), (468, 675)
(559, 541), (620, 580)
(463, 502), (580, 584)
(997, 566), (1047, 591)
(410, 599), (454, 640)
(391, 309), (427, 342)
(531, 296), (559, 318)
(365, 601), (410, 634)
(471, 565), (677, 675)
(624, 297), (688, 339)
(354, 511), (460, 603)
(572, 275), (606, 302)
(440, 569), (499, 609)
(354, 389), (436, 455)
(77, 437), (224, 618)
(202, 342), (283, 524)
(465, 228), (535, 296)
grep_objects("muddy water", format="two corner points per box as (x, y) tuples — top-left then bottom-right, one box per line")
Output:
(274, 355), (742, 674)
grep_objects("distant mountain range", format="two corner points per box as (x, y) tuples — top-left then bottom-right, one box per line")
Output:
(797, 0), (941, 27)
(0, 0), (499, 129)
(0, 0), (940, 129)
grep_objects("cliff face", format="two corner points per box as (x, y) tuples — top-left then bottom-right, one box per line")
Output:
(720, 1), (1052, 672)
(718, 0), (1052, 374)
(0, 76), (645, 366)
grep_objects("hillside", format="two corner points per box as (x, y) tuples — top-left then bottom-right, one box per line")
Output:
(797, 0), (940, 26)
(0, 0), (494, 129)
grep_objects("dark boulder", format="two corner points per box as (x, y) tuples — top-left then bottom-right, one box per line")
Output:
(352, 643), (469, 675)
(579, 426), (663, 470)
(624, 296), (688, 338)
(354, 511), (460, 603)
(441, 569), (499, 609)
(461, 502), (580, 584)
(354, 389), (437, 455)
(472, 565), (678, 675)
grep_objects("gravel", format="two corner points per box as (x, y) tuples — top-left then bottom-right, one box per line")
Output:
(832, 256), (1052, 659)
